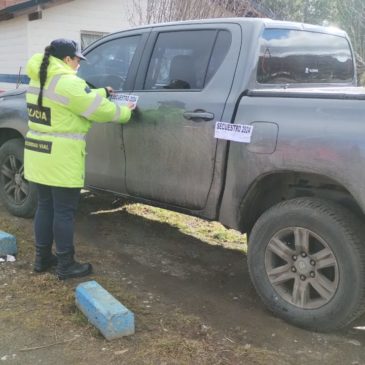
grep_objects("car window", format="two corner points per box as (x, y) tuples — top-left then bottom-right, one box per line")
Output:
(144, 30), (219, 90)
(78, 35), (141, 90)
(257, 29), (354, 84)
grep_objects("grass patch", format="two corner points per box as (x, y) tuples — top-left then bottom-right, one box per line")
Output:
(124, 203), (247, 253)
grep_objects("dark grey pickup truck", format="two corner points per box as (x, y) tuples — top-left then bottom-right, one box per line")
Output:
(1, 17), (365, 331)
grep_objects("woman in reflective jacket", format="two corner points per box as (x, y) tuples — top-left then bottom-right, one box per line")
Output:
(24, 39), (132, 279)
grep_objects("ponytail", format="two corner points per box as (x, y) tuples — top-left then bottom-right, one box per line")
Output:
(38, 45), (54, 108)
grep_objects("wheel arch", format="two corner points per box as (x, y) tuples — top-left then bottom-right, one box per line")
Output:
(239, 171), (363, 235)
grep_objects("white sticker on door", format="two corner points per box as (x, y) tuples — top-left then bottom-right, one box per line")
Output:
(214, 122), (253, 143)
(110, 93), (139, 110)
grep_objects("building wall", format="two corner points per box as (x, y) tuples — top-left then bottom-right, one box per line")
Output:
(0, 16), (27, 90)
(0, 0), (137, 91)
(27, 0), (133, 55)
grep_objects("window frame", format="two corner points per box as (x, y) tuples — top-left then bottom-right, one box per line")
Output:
(134, 25), (233, 92)
(81, 29), (151, 92)
(80, 30), (109, 50)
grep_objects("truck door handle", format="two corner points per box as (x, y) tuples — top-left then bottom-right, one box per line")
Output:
(183, 111), (214, 121)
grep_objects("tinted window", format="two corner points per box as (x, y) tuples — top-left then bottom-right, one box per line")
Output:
(144, 30), (218, 90)
(78, 35), (140, 90)
(257, 29), (354, 84)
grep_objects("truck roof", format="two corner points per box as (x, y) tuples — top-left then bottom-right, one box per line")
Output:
(112, 17), (347, 38)
(262, 18), (347, 37)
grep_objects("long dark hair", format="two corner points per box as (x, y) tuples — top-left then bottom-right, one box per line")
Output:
(38, 45), (54, 108)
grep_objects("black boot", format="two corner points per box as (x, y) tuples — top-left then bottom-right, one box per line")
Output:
(34, 246), (58, 272)
(56, 251), (92, 280)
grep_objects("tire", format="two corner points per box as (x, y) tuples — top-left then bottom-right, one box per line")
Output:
(0, 139), (37, 218)
(248, 197), (365, 331)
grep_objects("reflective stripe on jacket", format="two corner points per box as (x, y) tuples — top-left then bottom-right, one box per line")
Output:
(24, 53), (131, 187)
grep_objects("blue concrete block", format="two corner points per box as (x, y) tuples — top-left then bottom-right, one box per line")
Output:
(75, 281), (135, 340)
(0, 231), (17, 256)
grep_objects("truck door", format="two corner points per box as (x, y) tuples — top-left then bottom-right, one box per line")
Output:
(78, 30), (149, 192)
(123, 23), (241, 210)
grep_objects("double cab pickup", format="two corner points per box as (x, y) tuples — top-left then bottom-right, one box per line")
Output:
(1, 18), (364, 331)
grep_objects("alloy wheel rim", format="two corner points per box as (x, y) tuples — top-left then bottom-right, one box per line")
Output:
(0, 154), (28, 204)
(265, 227), (339, 309)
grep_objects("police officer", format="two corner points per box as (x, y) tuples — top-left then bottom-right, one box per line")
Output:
(24, 39), (133, 279)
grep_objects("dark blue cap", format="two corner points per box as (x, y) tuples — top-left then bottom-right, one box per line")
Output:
(50, 38), (86, 60)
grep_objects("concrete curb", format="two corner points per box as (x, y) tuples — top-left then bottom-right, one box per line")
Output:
(0, 231), (17, 256)
(75, 280), (135, 340)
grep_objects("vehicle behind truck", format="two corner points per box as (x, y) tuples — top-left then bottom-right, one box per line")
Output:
(0, 18), (365, 331)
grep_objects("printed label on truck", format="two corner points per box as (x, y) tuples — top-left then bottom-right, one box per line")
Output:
(214, 122), (253, 143)
(110, 93), (139, 110)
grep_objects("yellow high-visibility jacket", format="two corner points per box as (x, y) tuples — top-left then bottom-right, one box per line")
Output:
(24, 53), (131, 187)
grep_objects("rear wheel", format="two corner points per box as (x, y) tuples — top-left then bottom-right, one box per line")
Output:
(0, 139), (37, 217)
(248, 197), (365, 331)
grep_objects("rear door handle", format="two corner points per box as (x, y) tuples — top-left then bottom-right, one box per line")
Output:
(183, 111), (214, 121)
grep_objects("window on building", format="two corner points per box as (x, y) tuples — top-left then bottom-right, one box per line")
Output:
(257, 29), (354, 84)
(144, 30), (230, 91)
(81, 31), (109, 49)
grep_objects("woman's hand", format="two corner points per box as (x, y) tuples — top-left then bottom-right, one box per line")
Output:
(127, 102), (135, 110)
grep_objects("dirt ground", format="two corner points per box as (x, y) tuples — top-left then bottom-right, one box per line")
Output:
(1, 191), (365, 365)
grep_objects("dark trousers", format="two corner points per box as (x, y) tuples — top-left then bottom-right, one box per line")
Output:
(34, 183), (81, 254)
